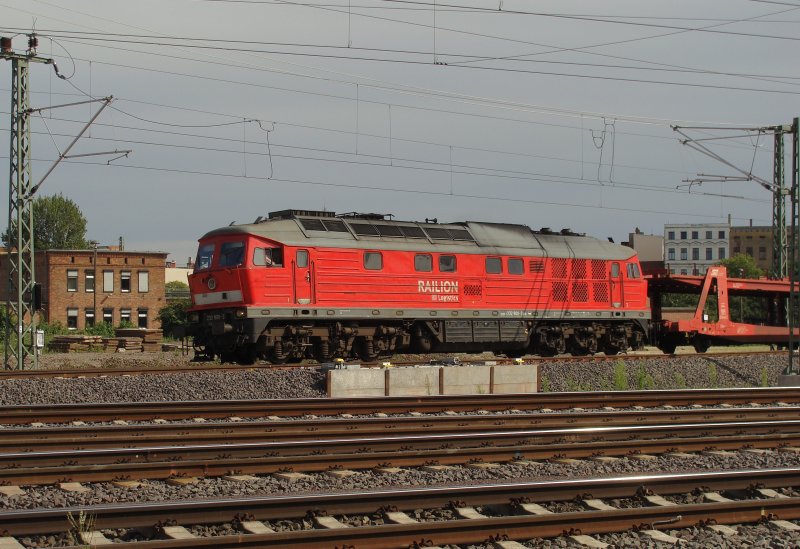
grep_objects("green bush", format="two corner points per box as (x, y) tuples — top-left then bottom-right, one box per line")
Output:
(761, 367), (769, 388)
(613, 360), (629, 391)
(158, 300), (191, 337)
(708, 363), (718, 387)
(540, 375), (551, 393)
(84, 322), (115, 338)
(673, 372), (687, 389)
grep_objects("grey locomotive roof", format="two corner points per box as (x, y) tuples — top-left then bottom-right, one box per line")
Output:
(202, 216), (635, 261)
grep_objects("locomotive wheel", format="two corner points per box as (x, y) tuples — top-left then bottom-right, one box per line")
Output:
(269, 340), (289, 364)
(659, 339), (678, 355)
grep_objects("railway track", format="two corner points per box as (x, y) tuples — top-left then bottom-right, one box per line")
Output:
(2, 387), (799, 425)
(3, 416), (800, 485)
(0, 348), (785, 379)
(3, 468), (799, 546)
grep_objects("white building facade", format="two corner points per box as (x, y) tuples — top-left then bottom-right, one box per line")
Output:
(664, 223), (730, 275)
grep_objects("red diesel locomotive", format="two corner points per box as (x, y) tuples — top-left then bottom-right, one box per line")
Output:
(184, 209), (650, 364)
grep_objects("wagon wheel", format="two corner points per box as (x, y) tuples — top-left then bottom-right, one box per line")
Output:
(692, 336), (710, 354)
(659, 339), (678, 355)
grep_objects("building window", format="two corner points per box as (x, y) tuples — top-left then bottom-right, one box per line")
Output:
(667, 248), (675, 261)
(485, 257), (502, 274)
(680, 269), (688, 275)
(759, 246), (767, 260)
(746, 246), (753, 257)
(414, 254), (433, 272)
(439, 255), (456, 273)
(364, 252), (382, 270)
(85, 271), (95, 293)
(691, 231), (699, 240)
(67, 270), (78, 292)
(667, 231), (675, 240)
(692, 248), (700, 260)
(138, 271), (149, 293)
(733, 246), (740, 254)
(85, 309), (95, 328)
(67, 308), (78, 330)
(508, 258), (524, 275)
(103, 308), (113, 324)
(680, 248), (688, 260)
(719, 248), (726, 260)
(138, 309), (148, 328)
(120, 308), (131, 324)
(680, 231), (687, 240)
(706, 231), (712, 239)
(706, 248), (713, 260)
(103, 271), (114, 292)
(719, 230), (726, 239)
(121, 271), (131, 293)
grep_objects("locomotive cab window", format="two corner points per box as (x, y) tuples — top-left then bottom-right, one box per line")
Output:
(195, 243), (214, 271)
(219, 242), (245, 267)
(485, 257), (502, 274)
(296, 250), (309, 268)
(414, 254), (433, 272)
(253, 247), (283, 267)
(508, 258), (524, 275)
(627, 263), (641, 279)
(364, 252), (383, 270)
(439, 255), (456, 273)
(611, 263), (620, 277)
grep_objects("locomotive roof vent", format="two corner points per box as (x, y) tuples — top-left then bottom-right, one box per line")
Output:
(539, 227), (553, 234)
(560, 228), (585, 236)
(337, 212), (393, 221)
(268, 209), (336, 220)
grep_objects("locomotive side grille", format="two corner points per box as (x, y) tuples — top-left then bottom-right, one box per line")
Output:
(552, 258), (568, 279)
(425, 227), (452, 240)
(572, 282), (589, 302)
(593, 282), (609, 302)
(529, 259), (545, 273)
(350, 223), (380, 236)
(375, 224), (403, 237)
(591, 259), (606, 279)
(463, 283), (482, 297)
(573, 260), (587, 279)
(299, 218), (326, 231)
(322, 220), (348, 232)
(553, 281), (568, 302)
(448, 228), (474, 241)
(400, 226), (426, 238)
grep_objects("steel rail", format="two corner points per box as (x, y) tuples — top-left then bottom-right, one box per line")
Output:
(0, 468), (797, 537)
(4, 406), (798, 453)
(0, 349), (781, 380)
(116, 498), (800, 548)
(2, 420), (800, 485)
(2, 387), (799, 425)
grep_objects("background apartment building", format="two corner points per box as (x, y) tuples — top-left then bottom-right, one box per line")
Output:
(664, 223), (729, 275)
(0, 248), (168, 330)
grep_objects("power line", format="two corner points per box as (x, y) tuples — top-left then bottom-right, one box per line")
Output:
(1, 153), (767, 223)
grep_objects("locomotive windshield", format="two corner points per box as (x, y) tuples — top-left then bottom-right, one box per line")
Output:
(219, 241), (245, 267)
(195, 243), (214, 271)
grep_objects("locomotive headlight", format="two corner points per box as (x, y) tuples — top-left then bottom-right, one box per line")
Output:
(235, 308), (247, 318)
(207, 277), (217, 290)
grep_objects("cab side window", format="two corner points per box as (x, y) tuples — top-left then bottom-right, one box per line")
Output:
(414, 254), (432, 272)
(439, 255), (456, 272)
(364, 252), (383, 270)
(485, 257), (502, 274)
(297, 250), (309, 268)
(508, 258), (524, 275)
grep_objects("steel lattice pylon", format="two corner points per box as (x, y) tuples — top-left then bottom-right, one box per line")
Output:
(4, 56), (37, 370)
(773, 130), (787, 280)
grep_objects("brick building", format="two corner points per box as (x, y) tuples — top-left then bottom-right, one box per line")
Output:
(0, 248), (168, 330)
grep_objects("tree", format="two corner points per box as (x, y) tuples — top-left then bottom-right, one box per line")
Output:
(158, 300), (191, 337)
(3, 193), (88, 250)
(717, 253), (764, 279)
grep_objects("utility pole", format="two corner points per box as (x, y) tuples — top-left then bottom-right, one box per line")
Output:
(2, 34), (53, 370)
(2, 34), (124, 370)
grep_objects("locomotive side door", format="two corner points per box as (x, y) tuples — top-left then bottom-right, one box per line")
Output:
(610, 262), (623, 308)
(293, 249), (313, 304)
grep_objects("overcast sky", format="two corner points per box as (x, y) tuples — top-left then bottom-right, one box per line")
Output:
(1, 0), (798, 263)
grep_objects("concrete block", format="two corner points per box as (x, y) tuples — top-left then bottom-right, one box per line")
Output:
(384, 511), (417, 524)
(326, 469), (358, 479)
(703, 492), (732, 503)
(241, 521), (275, 534)
(315, 516), (350, 529)
(771, 519), (800, 531)
(0, 486), (25, 497)
(455, 506), (487, 519)
(441, 365), (491, 395)
(273, 472), (312, 482)
(0, 539), (25, 549)
(643, 530), (683, 545)
(518, 503), (553, 515)
(59, 482), (90, 493)
(327, 368), (386, 397)
(222, 475), (259, 482)
(493, 542), (527, 549)
(162, 526), (196, 539)
(644, 495), (676, 507)
(80, 532), (114, 545)
(582, 499), (616, 511)
(569, 535), (608, 548)
(387, 367), (440, 396)
(492, 364), (539, 394)
(111, 480), (141, 489)
(374, 466), (403, 474)
(708, 525), (737, 535)
(165, 477), (199, 486)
